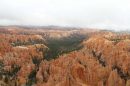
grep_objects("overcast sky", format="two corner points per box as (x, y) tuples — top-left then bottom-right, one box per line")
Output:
(0, 0), (130, 30)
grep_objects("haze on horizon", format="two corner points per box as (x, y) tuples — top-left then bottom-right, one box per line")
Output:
(0, 0), (130, 31)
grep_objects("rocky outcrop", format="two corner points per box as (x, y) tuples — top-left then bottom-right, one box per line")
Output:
(107, 70), (125, 86)
(34, 50), (111, 86)
(82, 36), (130, 86)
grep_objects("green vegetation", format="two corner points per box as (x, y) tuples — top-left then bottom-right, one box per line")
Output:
(44, 35), (86, 60)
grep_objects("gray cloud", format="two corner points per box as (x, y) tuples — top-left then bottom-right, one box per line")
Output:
(0, 0), (130, 30)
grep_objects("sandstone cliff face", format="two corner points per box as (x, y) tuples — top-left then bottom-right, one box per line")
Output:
(82, 36), (130, 86)
(34, 50), (111, 86)
(116, 39), (130, 52)
(107, 70), (125, 86)
(0, 33), (48, 86)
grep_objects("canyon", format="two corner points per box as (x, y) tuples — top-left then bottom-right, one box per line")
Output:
(0, 26), (130, 86)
